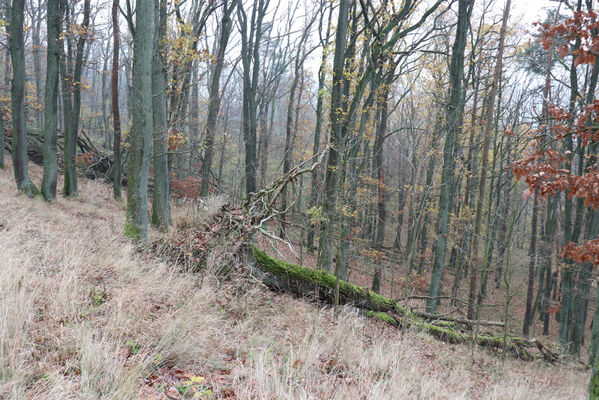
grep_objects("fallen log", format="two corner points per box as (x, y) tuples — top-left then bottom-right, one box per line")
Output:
(412, 311), (505, 330)
(250, 246), (552, 361)
(4, 130), (115, 181)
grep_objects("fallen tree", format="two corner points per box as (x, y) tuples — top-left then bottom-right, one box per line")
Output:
(4, 130), (116, 181)
(152, 150), (558, 363)
(250, 246), (558, 362)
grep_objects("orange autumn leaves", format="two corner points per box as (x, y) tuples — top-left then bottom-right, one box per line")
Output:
(514, 10), (599, 266)
(535, 10), (599, 67)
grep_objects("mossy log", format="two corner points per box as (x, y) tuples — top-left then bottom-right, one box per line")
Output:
(251, 247), (538, 360)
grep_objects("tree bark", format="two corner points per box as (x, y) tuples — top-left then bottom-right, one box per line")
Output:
(101, 48), (110, 150)
(111, 0), (122, 200)
(41, 0), (61, 201)
(151, 0), (170, 230)
(522, 191), (539, 336)
(252, 246), (537, 360)
(317, 0), (350, 272)
(9, 0), (38, 196)
(426, 0), (474, 314)
(124, 0), (155, 241)
(237, 0), (269, 196)
(0, 92), (5, 169)
(62, 0), (90, 197)
(467, 0), (510, 320)
(306, 2), (332, 252)
(31, 0), (44, 131)
(200, 0), (234, 197)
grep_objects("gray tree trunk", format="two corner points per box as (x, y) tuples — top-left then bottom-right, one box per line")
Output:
(0, 96), (5, 169)
(559, 0), (583, 349)
(41, 0), (60, 201)
(10, 0), (38, 196)
(317, 0), (349, 272)
(151, 0), (170, 230)
(426, 0), (474, 314)
(102, 49), (110, 149)
(200, 0), (234, 197)
(62, 0), (90, 197)
(111, 0), (122, 200)
(306, 2), (333, 252)
(124, 0), (155, 241)
(467, 0), (510, 320)
(237, 0), (269, 196)
(31, 0), (43, 131)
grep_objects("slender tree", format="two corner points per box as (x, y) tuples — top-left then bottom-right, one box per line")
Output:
(151, 0), (170, 229)
(200, 0), (235, 197)
(41, 0), (60, 201)
(112, 0), (122, 200)
(124, 0), (155, 241)
(62, 0), (91, 197)
(467, 0), (511, 320)
(0, 102), (4, 169)
(237, 0), (270, 196)
(317, 0), (350, 271)
(306, 1), (333, 252)
(9, 0), (38, 196)
(426, 0), (474, 314)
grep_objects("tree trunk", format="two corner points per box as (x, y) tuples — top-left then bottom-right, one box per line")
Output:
(237, 0), (269, 196)
(0, 93), (5, 169)
(374, 86), (390, 251)
(306, 4), (332, 252)
(41, 0), (61, 201)
(31, 1), (43, 131)
(124, 0), (155, 241)
(426, 0), (473, 314)
(559, 0), (583, 349)
(9, 0), (38, 196)
(523, 191), (539, 336)
(102, 50), (110, 150)
(394, 145), (407, 250)
(200, 1), (234, 197)
(467, 0), (510, 320)
(111, 0), (122, 200)
(317, 0), (350, 272)
(252, 246), (540, 360)
(62, 0), (90, 197)
(151, 0), (170, 230)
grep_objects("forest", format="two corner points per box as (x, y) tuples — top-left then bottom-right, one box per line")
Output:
(2, 0), (599, 398)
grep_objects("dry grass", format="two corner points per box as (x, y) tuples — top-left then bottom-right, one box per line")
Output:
(0, 157), (590, 399)
(171, 195), (228, 230)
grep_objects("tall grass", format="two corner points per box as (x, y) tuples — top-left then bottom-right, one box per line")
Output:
(0, 158), (588, 399)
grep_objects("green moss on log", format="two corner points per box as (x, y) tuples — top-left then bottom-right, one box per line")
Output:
(366, 311), (399, 327)
(252, 246), (403, 313)
(251, 246), (534, 360)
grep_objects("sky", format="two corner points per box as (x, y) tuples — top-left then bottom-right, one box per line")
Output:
(510, 0), (557, 26)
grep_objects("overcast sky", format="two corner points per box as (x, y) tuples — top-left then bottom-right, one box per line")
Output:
(510, 0), (558, 26)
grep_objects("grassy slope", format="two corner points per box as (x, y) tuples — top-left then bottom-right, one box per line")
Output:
(0, 157), (588, 400)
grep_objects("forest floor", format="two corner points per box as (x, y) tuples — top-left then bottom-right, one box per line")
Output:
(0, 157), (590, 399)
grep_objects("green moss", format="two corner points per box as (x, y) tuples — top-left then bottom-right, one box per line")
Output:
(252, 246), (404, 313)
(252, 246), (534, 360)
(124, 221), (141, 240)
(366, 311), (398, 327)
(20, 180), (40, 198)
(432, 320), (457, 329)
(590, 362), (599, 400)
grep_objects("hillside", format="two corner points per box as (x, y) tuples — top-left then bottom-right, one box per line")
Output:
(0, 160), (589, 400)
